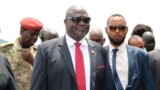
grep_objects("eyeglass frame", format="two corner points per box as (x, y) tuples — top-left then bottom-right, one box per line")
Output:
(67, 16), (91, 24)
(108, 25), (127, 32)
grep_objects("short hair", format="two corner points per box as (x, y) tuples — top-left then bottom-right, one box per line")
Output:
(107, 13), (126, 25)
(89, 27), (104, 38)
(131, 24), (153, 37)
(39, 28), (59, 42)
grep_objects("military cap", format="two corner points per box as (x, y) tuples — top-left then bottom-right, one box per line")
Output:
(20, 17), (43, 31)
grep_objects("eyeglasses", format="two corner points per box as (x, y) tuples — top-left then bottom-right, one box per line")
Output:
(67, 17), (91, 24)
(109, 26), (127, 31)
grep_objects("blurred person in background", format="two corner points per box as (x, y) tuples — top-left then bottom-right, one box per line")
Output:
(149, 48), (160, 90)
(89, 27), (105, 46)
(142, 31), (156, 52)
(131, 24), (153, 37)
(128, 35), (144, 49)
(0, 53), (17, 90)
(0, 28), (17, 90)
(39, 27), (59, 42)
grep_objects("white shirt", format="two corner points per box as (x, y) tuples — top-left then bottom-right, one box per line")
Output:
(109, 43), (128, 89)
(66, 34), (90, 90)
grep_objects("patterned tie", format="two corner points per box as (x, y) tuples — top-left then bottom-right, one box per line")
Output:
(75, 42), (86, 90)
(112, 49), (123, 90)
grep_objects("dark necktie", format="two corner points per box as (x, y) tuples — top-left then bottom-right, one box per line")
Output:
(112, 49), (123, 90)
(75, 42), (86, 90)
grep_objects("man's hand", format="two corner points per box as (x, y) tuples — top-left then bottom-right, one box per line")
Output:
(21, 49), (34, 66)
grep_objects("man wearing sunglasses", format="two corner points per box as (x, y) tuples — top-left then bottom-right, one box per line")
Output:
(104, 14), (155, 90)
(30, 5), (107, 90)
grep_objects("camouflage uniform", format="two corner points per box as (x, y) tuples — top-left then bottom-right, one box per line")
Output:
(0, 39), (11, 50)
(0, 38), (36, 90)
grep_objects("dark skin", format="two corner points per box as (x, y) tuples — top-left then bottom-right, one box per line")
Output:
(64, 5), (90, 41)
(142, 31), (155, 51)
(39, 29), (59, 42)
(21, 49), (34, 66)
(89, 28), (105, 46)
(105, 15), (128, 48)
(43, 30), (59, 42)
(19, 29), (40, 66)
(128, 35), (144, 49)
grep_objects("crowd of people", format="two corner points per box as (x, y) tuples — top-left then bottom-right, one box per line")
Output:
(0, 4), (159, 90)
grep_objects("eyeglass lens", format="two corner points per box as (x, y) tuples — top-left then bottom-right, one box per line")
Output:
(67, 17), (91, 24)
(109, 26), (126, 31)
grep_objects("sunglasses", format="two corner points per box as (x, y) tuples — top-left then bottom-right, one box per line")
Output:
(109, 26), (127, 31)
(67, 17), (91, 24)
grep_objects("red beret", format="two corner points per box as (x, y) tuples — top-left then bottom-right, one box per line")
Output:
(20, 17), (43, 31)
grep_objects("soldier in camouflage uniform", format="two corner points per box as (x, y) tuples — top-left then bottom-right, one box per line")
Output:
(0, 17), (43, 90)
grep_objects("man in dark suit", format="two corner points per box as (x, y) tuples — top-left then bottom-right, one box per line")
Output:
(149, 49), (160, 90)
(0, 53), (17, 90)
(104, 13), (155, 90)
(30, 5), (107, 90)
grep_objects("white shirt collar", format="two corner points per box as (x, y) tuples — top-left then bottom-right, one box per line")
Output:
(66, 34), (88, 47)
(109, 42), (126, 53)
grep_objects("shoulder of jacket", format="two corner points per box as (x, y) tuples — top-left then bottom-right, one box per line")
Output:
(0, 42), (13, 48)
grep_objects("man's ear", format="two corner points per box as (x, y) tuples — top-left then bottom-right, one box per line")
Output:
(125, 26), (128, 34)
(64, 19), (67, 26)
(102, 38), (105, 46)
(105, 27), (108, 34)
(20, 27), (24, 34)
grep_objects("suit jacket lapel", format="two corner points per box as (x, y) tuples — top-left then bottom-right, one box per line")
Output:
(105, 45), (137, 89)
(105, 46), (113, 75)
(126, 45), (136, 89)
(58, 36), (76, 81)
(105, 46), (116, 87)
(86, 39), (96, 88)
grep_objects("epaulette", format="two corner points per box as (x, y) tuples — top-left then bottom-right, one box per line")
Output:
(0, 39), (7, 43)
(0, 41), (13, 48)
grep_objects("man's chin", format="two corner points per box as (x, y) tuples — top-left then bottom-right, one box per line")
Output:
(111, 40), (123, 46)
(30, 43), (35, 46)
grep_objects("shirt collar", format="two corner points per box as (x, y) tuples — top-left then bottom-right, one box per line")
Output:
(66, 34), (88, 47)
(109, 42), (126, 53)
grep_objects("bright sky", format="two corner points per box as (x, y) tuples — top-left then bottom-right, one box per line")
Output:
(0, 0), (160, 47)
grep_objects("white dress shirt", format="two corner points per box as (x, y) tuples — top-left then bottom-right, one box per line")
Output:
(109, 43), (128, 89)
(66, 34), (90, 90)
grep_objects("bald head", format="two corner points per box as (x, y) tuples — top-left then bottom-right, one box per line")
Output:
(128, 35), (144, 49)
(142, 31), (155, 51)
(89, 28), (105, 46)
(142, 31), (154, 39)
(39, 28), (59, 42)
(65, 5), (88, 18)
(64, 5), (90, 41)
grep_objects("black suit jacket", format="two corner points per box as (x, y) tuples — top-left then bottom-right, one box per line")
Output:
(105, 45), (155, 90)
(149, 49), (160, 90)
(0, 53), (17, 90)
(30, 36), (107, 90)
